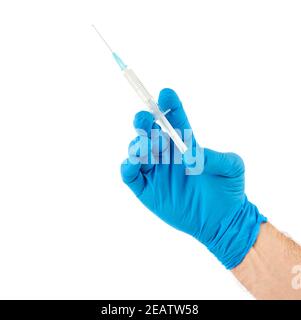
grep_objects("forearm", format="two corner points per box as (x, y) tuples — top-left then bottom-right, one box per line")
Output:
(232, 222), (301, 299)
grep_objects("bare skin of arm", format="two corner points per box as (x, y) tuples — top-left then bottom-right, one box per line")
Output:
(232, 222), (301, 299)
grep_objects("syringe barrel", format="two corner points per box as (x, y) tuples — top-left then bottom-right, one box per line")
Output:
(153, 106), (188, 154)
(123, 68), (154, 106)
(123, 68), (188, 154)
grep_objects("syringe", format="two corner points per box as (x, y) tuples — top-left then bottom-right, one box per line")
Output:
(92, 24), (188, 154)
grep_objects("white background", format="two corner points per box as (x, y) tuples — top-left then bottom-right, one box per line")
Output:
(0, 0), (301, 299)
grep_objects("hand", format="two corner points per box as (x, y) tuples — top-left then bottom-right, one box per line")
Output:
(121, 88), (266, 269)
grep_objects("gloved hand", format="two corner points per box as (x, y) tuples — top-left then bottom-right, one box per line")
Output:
(121, 88), (267, 269)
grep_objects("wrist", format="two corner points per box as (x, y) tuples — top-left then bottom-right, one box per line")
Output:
(205, 197), (267, 269)
(232, 222), (301, 299)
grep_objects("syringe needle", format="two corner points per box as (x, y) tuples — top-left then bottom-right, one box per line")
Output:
(91, 23), (188, 154)
(91, 24), (113, 53)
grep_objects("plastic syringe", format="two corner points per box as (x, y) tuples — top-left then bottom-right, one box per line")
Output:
(92, 25), (188, 154)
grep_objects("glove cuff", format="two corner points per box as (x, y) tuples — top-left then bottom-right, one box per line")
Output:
(205, 197), (267, 269)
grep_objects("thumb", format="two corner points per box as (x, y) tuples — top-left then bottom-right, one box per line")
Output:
(203, 148), (245, 177)
(120, 160), (145, 197)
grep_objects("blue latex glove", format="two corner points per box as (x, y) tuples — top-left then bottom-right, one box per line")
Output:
(121, 88), (267, 269)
